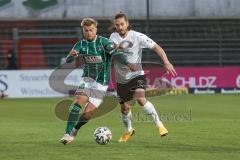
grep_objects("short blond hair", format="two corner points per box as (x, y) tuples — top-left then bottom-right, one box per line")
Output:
(81, 18), (98, 27)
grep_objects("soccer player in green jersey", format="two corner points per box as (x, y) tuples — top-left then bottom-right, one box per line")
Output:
(59, 18), (126, 145)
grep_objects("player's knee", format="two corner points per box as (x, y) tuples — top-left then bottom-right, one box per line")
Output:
(134, 88), (145, 99)
(136, 97), (147, 106)
(75, 92), (89, 106)
(82, 102), (96, 119)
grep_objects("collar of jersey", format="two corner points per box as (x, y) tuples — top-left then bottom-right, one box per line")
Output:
(118, 30), (132, 39)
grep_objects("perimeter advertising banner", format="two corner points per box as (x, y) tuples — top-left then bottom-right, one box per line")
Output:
(0, 67), (239, 98)
(0, 69), (82, 98)
(148, 66), (240, 94)
(161, 67), (240, 88)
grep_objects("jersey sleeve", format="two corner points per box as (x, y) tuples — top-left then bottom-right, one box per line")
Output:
(101, 36), (116, 54)
(139, 33), (156, 49)
(66, 41), (81, 63)
(109, 33), (116, 44)
(111, 50), (128, 65)
(71, 41), (81, 54)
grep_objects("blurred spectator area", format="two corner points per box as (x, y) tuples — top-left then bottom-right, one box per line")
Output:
(0, 20), (81, 69)
(0, 19), (240, 69)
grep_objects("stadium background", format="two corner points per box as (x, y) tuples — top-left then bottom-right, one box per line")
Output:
(1, 0), (240, 97)
(0, 1), (239, 160)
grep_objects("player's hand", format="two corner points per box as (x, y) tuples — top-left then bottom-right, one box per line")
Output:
(65, 50), (78, 63)
(164, 63), (177, 76)
(69, 50), (77, 57)
(128, 63), (137, 72)
(113, 43), (120, 50)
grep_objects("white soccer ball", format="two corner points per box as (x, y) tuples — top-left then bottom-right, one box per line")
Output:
(93, 127), (112, 145)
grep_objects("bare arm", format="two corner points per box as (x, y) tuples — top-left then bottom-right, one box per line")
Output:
(152, 44), (177, 76)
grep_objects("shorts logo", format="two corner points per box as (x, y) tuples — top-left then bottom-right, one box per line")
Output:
(78, 83), (85, 89)
(137, 80), (144, 84)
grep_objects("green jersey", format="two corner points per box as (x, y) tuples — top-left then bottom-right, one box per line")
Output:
(72, 35), (116, 85)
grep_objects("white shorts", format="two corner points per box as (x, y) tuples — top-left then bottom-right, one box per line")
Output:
(76, 77), (108, 108)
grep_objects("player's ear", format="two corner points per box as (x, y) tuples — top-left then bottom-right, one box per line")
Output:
(126, 21), (130, 30)
(81, 27), (84, 34)
(92, 25), (97, 33)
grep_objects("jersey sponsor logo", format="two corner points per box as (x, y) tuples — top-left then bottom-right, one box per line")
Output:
(119, 40), (133, 50)
(84, 55), (103, 63)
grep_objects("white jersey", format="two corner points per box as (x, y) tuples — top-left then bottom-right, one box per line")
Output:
(109, 30), (156, 83)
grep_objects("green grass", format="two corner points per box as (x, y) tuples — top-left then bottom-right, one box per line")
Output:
(0, 94), (240, 160)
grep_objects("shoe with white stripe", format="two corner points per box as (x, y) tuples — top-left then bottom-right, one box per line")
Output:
(59, 134), (74, 145)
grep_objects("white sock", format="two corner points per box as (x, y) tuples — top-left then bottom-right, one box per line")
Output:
(142, 101), (164, 128)
(121, 111), (133, 132)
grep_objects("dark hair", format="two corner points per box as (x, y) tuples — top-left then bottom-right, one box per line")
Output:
(114, 12), (128, 21)
(108, 12), (132, 33)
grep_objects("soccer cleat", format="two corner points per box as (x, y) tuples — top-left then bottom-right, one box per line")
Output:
(59, 134), (74, 145)
(159, 126), (168, 137)
(118, 128), (135, 142)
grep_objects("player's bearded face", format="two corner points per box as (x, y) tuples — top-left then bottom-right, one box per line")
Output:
(114, 18), (129, 36)
(83, 24), (97, 41)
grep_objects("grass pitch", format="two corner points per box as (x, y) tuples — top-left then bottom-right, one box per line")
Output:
(0, 94), (239, 160)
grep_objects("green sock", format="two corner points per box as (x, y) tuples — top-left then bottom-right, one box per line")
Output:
(65, 103), (81, 134)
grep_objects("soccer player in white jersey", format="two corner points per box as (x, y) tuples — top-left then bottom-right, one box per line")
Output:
(109, 13), (177, 142)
